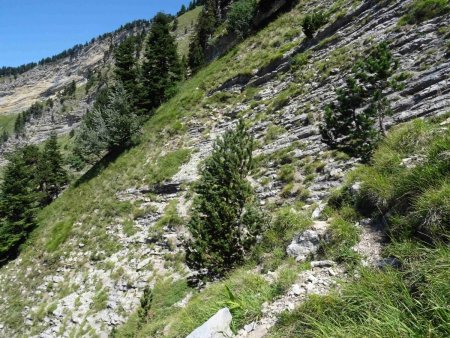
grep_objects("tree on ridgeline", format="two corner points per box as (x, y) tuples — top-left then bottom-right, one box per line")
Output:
(188, 0), (217, 72)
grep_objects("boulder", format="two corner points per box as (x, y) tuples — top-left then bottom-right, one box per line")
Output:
(286, 221), (328, 262)
(186, 308), (233, 338)
(286, 229), (321, 262)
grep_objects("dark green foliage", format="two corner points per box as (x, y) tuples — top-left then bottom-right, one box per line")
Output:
(75, 84), (140, 160)
(114, 36), (139, 98)
(0, 146), (42, 261)
(14, 114), (26, 136)
(140, 13), (182, 113)
(400, 0), (449, 25)
(186, 121), (266, 277)
(14, 102), (45, 136)
(187, 0), (233, 72)
(188, 1), (217, 72)
(62, 80), (77, 97)
(0, 135), (68, 261)
(177, 4), (187, 16)
(188, 36), (207, 72)
(321, 42), (397, 162)
(301, 11), (328, 39)
(137, 287), (153, 328)
(38, 132), (68, 205)
(227, 0), (258, 38)
(0, 131), (9, 145)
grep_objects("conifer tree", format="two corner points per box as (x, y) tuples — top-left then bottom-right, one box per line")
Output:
(38, 132), (68, 204)
(0, 131), (8, 144)
(188, 0), (217, 72)
(140, 13), (182, 113)
(185, 120), (265, 277)
(114, 36), (138, 98)
(178, 4), (187, 17)
(75, 84), (139, 159)
(0, 146), (41, 261)
(321, 42), (397, 161)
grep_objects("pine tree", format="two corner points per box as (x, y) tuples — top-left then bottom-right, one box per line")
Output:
(0, 131), (8, 144)
(188, 1), (216, 72)
(185, 120), (265, 278)
(320, 42), (397, 162)
(38, 132), (68, 205)
(178, 4), (187, 16)
(75, 84), (139, 159)
(114, 36), (138, 98)
(14, 113), (26, 136)
(188, 36), (206, 72)
(140, 13), (182, 113)
(0, 146), (41, 261)
(137, 287), (153, 328)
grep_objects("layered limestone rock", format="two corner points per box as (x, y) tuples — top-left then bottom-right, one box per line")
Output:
(0, 1), (449, 337)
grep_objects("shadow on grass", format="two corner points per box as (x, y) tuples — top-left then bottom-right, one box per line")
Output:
(73, 146), (129, 188)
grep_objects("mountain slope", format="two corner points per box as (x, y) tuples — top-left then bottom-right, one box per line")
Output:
(0, 0), (449, 337)
(0, 8), (201, 165)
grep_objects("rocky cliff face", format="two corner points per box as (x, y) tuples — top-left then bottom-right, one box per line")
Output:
(0, 1), (448, 337)
(0, 22), (149, 163)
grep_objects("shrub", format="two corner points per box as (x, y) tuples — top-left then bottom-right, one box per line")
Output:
(400, 0), (449, 25)
(301, 11), (328, 39)
(227, 0), (258, 38)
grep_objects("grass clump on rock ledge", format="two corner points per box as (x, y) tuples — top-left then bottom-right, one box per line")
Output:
(399, 0), (449, 25)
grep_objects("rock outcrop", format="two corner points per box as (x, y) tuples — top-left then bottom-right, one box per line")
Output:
(187, 308), (234, 338)
(0, 1), (449, 337)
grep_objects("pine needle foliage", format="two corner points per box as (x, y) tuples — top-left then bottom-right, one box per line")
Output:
(321, 42), (397, 162)
(0, 138), (67, 262)
(75, 84), (140, 160)
(140, 13), (182, 113)
(186, 120), (266, 278)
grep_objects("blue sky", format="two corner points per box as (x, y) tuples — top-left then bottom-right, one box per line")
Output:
(0, 0), (188, 67)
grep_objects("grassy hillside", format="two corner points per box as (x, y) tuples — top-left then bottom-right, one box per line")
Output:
(0, 1), (325, 332)
(172, 6), (203, 57)
(0, 0), (449, 336)
(0, 113), (17, 136)
(269, 116), (450, 337)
